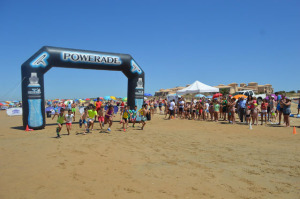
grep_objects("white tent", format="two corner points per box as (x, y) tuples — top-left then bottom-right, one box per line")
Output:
(176, 80), (219, 95)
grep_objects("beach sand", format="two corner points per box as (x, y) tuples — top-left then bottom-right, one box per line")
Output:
(0, 104), (299, 199)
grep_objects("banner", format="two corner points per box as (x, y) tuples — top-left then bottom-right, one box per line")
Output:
(6, 108), (23, 116)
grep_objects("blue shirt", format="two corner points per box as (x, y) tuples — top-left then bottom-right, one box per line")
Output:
(239, 99), (247, 109)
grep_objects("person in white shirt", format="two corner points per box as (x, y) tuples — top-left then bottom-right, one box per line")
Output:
(65, 109), (75, 135)
(169, 100), (176, 119)
(178, 98), (185, 119)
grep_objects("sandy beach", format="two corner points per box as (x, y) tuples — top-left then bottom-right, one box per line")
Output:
(0, 104), (299, 199)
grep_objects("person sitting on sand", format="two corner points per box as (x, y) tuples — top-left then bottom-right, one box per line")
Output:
(56, 108), (65, 138)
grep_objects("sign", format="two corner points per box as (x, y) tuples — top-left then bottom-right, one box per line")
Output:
(6, 108), (23, 116)
(61, 51), (122, 65)
(30, 52), (49, 67)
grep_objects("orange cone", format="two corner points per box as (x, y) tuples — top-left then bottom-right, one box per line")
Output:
(293, 126), (297, 135)
(25, 125), (33, 131)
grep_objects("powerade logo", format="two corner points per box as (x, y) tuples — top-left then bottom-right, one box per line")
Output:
(28, 88), (41, 95)
(30, 52), (49, 67)
(61, 51), (122, 65)
(130, 60), (142, 74)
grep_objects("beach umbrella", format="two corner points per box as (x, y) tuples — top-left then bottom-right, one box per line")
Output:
(122, 97), (127, 102)
(13, 100), (19, 103)
(233, 94), (247, 99)
(206, 96), (212, 99)
(47, 101), (52, 105)
(85, 98), (90, 101)
(0, 103), (3, 106)
(9, 103), (14, 105)
(5, 101), (10, 104)
(110, 96), (116, 100)
(104, 96), (111, 100)
(99, 97), (104, 100)
(144, 93), (152, 97)
(93, 99), (97, 101)
(213, 93), (223, 99)
(195, 94), (205, 98)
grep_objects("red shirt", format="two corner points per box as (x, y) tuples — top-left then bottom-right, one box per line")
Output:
(95, 101), (102, 109)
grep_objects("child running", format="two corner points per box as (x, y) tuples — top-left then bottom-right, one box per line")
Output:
(87, 106), (98, 132)
(105, 105), (114, 132)
(121, 106), (131, 132)
(79, 108), (89, 134)
(65, 109), (75, 135)
(97, 106), (105, 129)
(71, 101), (76, 119)
(139, 104), (148, 130)
(56, 108), (65, 138)
(131, 106), (138, 127)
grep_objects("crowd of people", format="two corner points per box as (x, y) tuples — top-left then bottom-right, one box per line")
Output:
(161, 92), (295, 128)
(49, 93), (299, 138)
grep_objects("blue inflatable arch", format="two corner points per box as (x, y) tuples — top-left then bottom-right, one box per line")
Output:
(22, 46), (145, 129)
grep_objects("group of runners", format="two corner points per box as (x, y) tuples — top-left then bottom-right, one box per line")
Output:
(52, 98), (149, 138)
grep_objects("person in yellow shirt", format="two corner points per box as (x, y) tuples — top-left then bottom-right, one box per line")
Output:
(121, 106), (131, 132)
(138, 104), (148, 130)
(87, 105), (97, 132)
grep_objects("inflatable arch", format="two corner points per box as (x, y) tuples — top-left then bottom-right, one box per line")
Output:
(21, 46), (145, 129)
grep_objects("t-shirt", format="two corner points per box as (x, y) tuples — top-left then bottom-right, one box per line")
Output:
(88, 110), (98, 118)
(131, 110), (137, 118)
(123, 110), (130, 119)
(169, 101), (175, 110)
(65, 114), (74, 123)
(214, 104), (220, 112)
(179, 100), (184, 108)
(57, 115), (64, 124)
(205, 103), (209, 110)
(95, 101), (102, 109)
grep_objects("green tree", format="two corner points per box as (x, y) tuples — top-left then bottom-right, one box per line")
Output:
(220, 88), (230, 95)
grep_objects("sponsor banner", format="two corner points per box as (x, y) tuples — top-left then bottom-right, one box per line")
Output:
(61, 51), (122, 65)
(45, 107), (61, 115)
(6, 108), (23, 116)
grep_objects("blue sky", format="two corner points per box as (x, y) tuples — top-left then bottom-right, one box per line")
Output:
(0, 0), (299, 101)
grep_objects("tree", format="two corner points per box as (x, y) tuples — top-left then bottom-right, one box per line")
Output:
(220, 88), (230, 95)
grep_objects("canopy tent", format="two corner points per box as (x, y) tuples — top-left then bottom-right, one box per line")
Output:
(176, 80), (219, 95)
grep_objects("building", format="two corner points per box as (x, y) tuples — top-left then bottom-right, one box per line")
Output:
(154, 86), (187, 97)
(215, 82), (273, 94)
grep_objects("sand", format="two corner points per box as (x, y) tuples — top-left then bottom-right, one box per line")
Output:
(0, 104), (299, 199)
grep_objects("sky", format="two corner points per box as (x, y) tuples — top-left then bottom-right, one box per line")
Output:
(0, 0), (299, 101)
